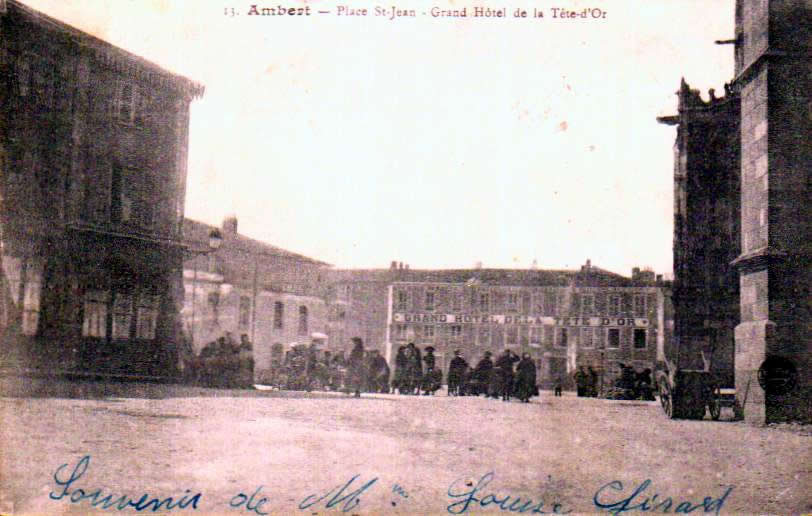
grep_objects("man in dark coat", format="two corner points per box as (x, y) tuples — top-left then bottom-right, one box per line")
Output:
(421, 346), (441, 395)
(472, 351), (494, 396)
(515, 353), (537, 403)
(405, 342), (423, 395)
(368, 349), (390, 393)
(393, 345), (408, 394)
(574, 366), (587, 397)
(447, 350), (468, 396)
(587, 366), (599, 397)
(494, 349), (518, 401)
(347, 337), (366, 397)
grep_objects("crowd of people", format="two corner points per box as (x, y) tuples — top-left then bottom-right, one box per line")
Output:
(391, 342), (443, 396)
(446, 349), (538, 403)
(187, 332), (254, 388)
(268, 338), (539, 402)
(188, 334), (652, 404)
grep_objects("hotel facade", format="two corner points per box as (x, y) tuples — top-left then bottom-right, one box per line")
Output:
(338, 262), (671, 390)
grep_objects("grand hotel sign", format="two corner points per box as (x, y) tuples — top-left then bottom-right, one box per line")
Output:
(391, 313), (649, 327)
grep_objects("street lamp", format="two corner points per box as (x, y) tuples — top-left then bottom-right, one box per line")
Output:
(207, 228), (223, 252)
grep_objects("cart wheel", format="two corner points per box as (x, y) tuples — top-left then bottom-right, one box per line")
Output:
(708, 385), (721, 421)
(659, 381), (675, 419)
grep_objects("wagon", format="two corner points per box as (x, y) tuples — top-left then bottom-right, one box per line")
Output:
(655, 352), (736, 420)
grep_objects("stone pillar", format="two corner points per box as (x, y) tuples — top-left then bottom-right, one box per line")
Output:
(732, 0), (811, 424)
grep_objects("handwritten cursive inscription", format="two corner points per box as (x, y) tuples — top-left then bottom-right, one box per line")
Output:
(230, 485), (270, 515)
(49, 455), (201, 512)
(593, 479), (734, 516)
(298, 474), (378, 512)
(447, 472), (572, 514)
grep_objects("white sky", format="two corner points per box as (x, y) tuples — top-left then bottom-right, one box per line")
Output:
(23, 0), (735, 275)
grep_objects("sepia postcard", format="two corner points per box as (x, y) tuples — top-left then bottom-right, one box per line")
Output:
(0, 0), (809, 514)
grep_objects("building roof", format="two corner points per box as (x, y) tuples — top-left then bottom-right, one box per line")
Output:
(329, 264), (643, 287)
(5, 0), (204, 98)
(183, 218), (330, 267)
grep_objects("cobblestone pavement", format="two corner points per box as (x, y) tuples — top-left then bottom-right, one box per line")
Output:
(1, 383), (809, 515)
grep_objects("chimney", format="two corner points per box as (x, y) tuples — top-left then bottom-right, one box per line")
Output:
(390, 261), (398, 270)
(222, 215), (238, 235)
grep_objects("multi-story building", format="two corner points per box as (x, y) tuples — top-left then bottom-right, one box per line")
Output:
(329, 261), (670, 390)
(731, 0), (810, 424)
(658, 79), (740, 387)
(325, 267), (400, 354)
(182, 217), (331, 384)
(0, 0), (203, 377)
(660, 1), (810, 423)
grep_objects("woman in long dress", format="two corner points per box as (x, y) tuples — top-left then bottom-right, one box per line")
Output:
(515, 353), (538, 403)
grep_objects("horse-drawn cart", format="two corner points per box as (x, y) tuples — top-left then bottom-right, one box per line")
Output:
(656, 351), (736, 420)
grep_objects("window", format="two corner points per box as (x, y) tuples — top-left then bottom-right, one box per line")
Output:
(506, 326), (518, 346)
(557, 328), (568, 348)
(506, 292), (519, 311)
(492, 327), (504, 348)
(394, 323), (407, 339)
(532, 293), (544, 315)
(82, 290), (108, 338)
(395, 290), (408, 311)
(273, 302), (284, 329)
(110, 164), (126, 224)
(580, 327), (594, 348)
(425, 290), (435, 311)
(114, 81), (145, 125)
(607, 328), (620, 349)
(450, 325), (462, 338)
(452, 292), (462, 311)
(634, 329), (647, 349)
(608, 295), (621, 317)
(112, 293), (134, 340)
(32, 59), (53, 108)
(16, 57), (30, 97)
(136, 293), (159, 340)
(110, 164), (152, 228)
(478, 326), (490, 346)
(298, 306), (308, 335)
(544, 291), (556, 315)
(479, 293), (489, 312)
(634, 295), (647, 317)
(207, 291), (220, 323)
(21, 260), (42, 336)
(530, 326), (543, 347)
(239, 296), (251, 328)
(424, 325), (435, 338)
(543, 325), (554, 346)
(581, 294), (594, 316)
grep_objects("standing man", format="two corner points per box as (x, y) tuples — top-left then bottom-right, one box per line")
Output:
(574, 366), (587, 397)
(494, 349), (517, 401)
(473, 351), (494, 397)
(422, 346), (441, 395)
(368, 349), (390, 393)
(515, 353), (537, 403)
(447, 350), (468, 396)
(347, 337), (366, 397)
